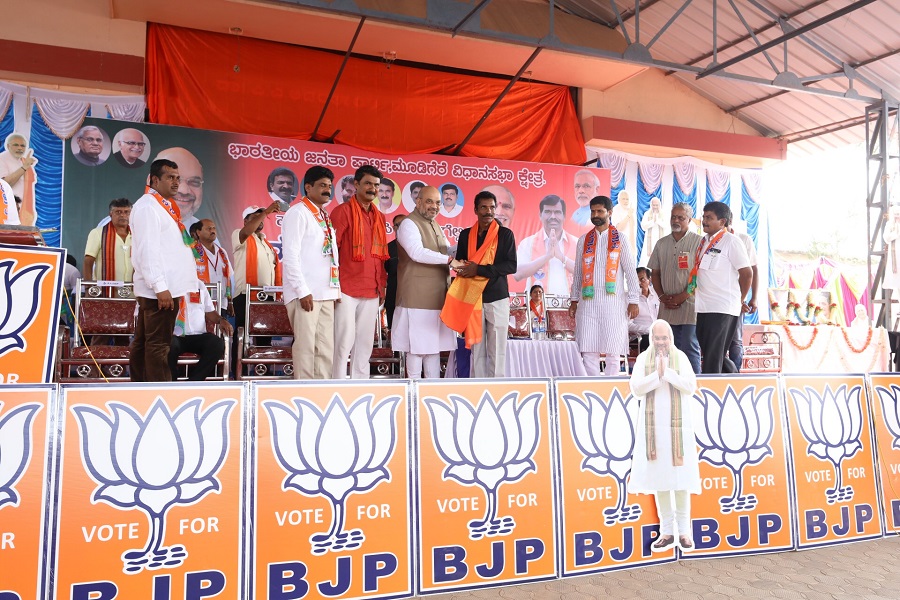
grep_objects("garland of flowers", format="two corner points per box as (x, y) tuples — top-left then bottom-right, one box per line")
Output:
(840, 325), (874, 353)
(787, 290), (810, 325)
(768, 289), (787, 321)
(782, 324), (818, 350)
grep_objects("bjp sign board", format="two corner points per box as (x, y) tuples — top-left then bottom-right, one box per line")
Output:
(252, 381), (413, 600)
(686, 376), (795, 558)
(867, 374), (900, 535)
(782, 375), (883, 549)
(0, 244), (65, 384)
(415, 379), (557, 594)
(0, 386), (54, 600)
(555, 377), (676, 577)
(50, 383), (247, 600)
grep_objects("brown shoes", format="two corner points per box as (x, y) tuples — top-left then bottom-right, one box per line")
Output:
(651, 534), (676, 552)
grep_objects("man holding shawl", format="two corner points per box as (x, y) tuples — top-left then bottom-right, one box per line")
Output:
(83, 198), (133, 282)
(331, 164), (390, 379)
(569, 195), (640, 376)
(629, 319), (700, 552)
(441, 190), (517, 378)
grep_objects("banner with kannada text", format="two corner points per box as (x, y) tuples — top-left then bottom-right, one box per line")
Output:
(62, 118), (610, 296)
(782, 375), (882, 549)
(252, 381), (413, 600)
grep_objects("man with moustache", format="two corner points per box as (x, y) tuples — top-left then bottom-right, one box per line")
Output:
(385, 213), (406, 329)
(231, 201), (284, 373)
(440, 183), (462, 218)
(129, 159), (200, 381)
(73, 126), (106, 166)
(268, 168), (297, 207)
(482, 184), (515, 229)
(83, 198), (133, 282)
(378, 177), (397, 213)
(113, 128), (147, 168)
(190, 219), (234, 314)
(282, 165), (341, 379)
(514, 194), (578, 297)
(572, 169), (601, 227)
(338, 175), (356, 204)
(155, 148), (205, 227)
(569, 196), (640, 377)
(0, 133), (37, 224)
(692, 201), (752, 374)
(442, 191), (517, 378)
(331, 164), (390, 379)
(393, 186), (462, 379)
(409, 181), (425, 202)
(648, 202), (703, 373)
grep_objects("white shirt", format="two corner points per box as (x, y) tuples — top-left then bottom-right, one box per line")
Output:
(630, 290), (660, 335)
(63, 263), (79, 292)
(199, 243), (235, 307)
(281, 200), (341, 304)
(397, 217), (450, 265)
(695, 230), (751, 316)
(0, 179), (19, 225)
(130, 192), (198, 299)
(180, 282), (216, 336)
(736, 232), (758, 266)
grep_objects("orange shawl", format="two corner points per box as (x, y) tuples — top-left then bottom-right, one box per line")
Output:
(246, 233), (282, 287)
(349, 197), (389, 261)
(441, 220), (499, 348)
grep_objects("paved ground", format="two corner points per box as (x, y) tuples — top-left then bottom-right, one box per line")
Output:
(426, 536), (900, 599)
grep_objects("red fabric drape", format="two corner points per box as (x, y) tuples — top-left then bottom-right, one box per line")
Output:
(146, 24), (586, 165)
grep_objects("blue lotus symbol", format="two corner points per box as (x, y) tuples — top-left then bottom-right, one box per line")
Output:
(425, 391), (542, 540)
(264, 393), (401, 554)
(788, 384), (862, 504)
(72, 397), (235, 573)
(0, 259), (52, 357)
(874, 384), (900, 449)
(695, 386), (775, 513)
(0, 401), (42, 509)
(562, 390), (642, 524)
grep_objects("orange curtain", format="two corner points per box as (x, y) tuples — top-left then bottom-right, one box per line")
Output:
(146, 24), (586, 165)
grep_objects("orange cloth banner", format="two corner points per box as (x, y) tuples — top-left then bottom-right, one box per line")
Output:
(146, 24), (586, 165)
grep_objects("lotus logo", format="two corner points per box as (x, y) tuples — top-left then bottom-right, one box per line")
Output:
(72, 397), (235, 573)
(0, 259), (52, 357)
(695, 386), (775, 513)
(874, 384), (900, 449)
(788, 384), (862, 504)
(562, 390), (642, 524)
(264, 394), (401, 555)
(0, 402), (42, 510)
(424, 391), (541, 540)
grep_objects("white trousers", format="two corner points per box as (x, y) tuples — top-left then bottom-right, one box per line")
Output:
(471, 297), (509, 378)
(332, 293), (379, 379)
(286, 298), (334, 380)
(406, 353), (441, 379)
(655, 490), (691, 537)
(581, 352), (622, 377)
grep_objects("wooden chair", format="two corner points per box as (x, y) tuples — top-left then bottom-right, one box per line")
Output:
(57, 280), (136, 382)
(236, 285), (293, 379)
(545, 294), (576, 341)
(508, 293), (531, 339)
(172, 283), (230, 380)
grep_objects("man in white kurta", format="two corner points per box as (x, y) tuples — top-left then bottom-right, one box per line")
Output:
(629, 319), (700, 552)
(570, 196), (640, 376)
(392, 186), (460, 378)
(282, 166), (341, 379)
(639, 197), (668, 267)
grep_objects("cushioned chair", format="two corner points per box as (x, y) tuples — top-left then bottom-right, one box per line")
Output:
(508, 293), (531, 339)
(237, 285), (293, 379)
(545, 294), (576, 341)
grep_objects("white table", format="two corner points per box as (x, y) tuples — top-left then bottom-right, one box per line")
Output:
(746, 324), (890, 373)
(447, 339), (587, 378)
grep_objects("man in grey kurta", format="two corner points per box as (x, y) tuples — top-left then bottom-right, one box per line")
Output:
(569, 195), (640, 376)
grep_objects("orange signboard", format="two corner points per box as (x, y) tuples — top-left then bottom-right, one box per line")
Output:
(868, 374), (900, 536)
(0, 386), (53, 600)
(555, 377), (675, 576)
(782, 375), (882, 548)
(253, 381), (412, 600)
(687, 376), (795, 558)
(0, 244), (65, 384)
(50, 383), (246, 599)
(415, 379), (557, 594)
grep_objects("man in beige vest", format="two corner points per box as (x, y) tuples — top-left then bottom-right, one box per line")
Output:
(392, 186), (463, 378)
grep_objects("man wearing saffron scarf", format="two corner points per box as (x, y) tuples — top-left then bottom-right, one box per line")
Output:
(190, 219), (234, 315)
(130, 159), (198, 381)
(231, 201), (283, 374)
(83, 198), (133, 282)
(569, 195), (640, 376)
(629, 319), (700, 552)
(513, 194), (578, 296)
(444, 191), (517, 378)
(330, 164), (389, 379)
(282, 165), (341, 380)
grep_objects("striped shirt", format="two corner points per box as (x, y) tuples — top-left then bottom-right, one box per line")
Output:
(647, 232), (702, 326)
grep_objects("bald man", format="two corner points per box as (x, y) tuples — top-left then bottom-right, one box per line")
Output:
(155, 147), (204, 226)
(113, 128), (148, 168)
(482, 184), (515, 229)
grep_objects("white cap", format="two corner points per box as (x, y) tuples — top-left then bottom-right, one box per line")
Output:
(242, 205), (264, 220)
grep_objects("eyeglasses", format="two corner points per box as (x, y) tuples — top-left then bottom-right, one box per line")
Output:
(182, 177), (204, 189)
(121, 141), (146, 148)
(81, 137), (103, 143)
